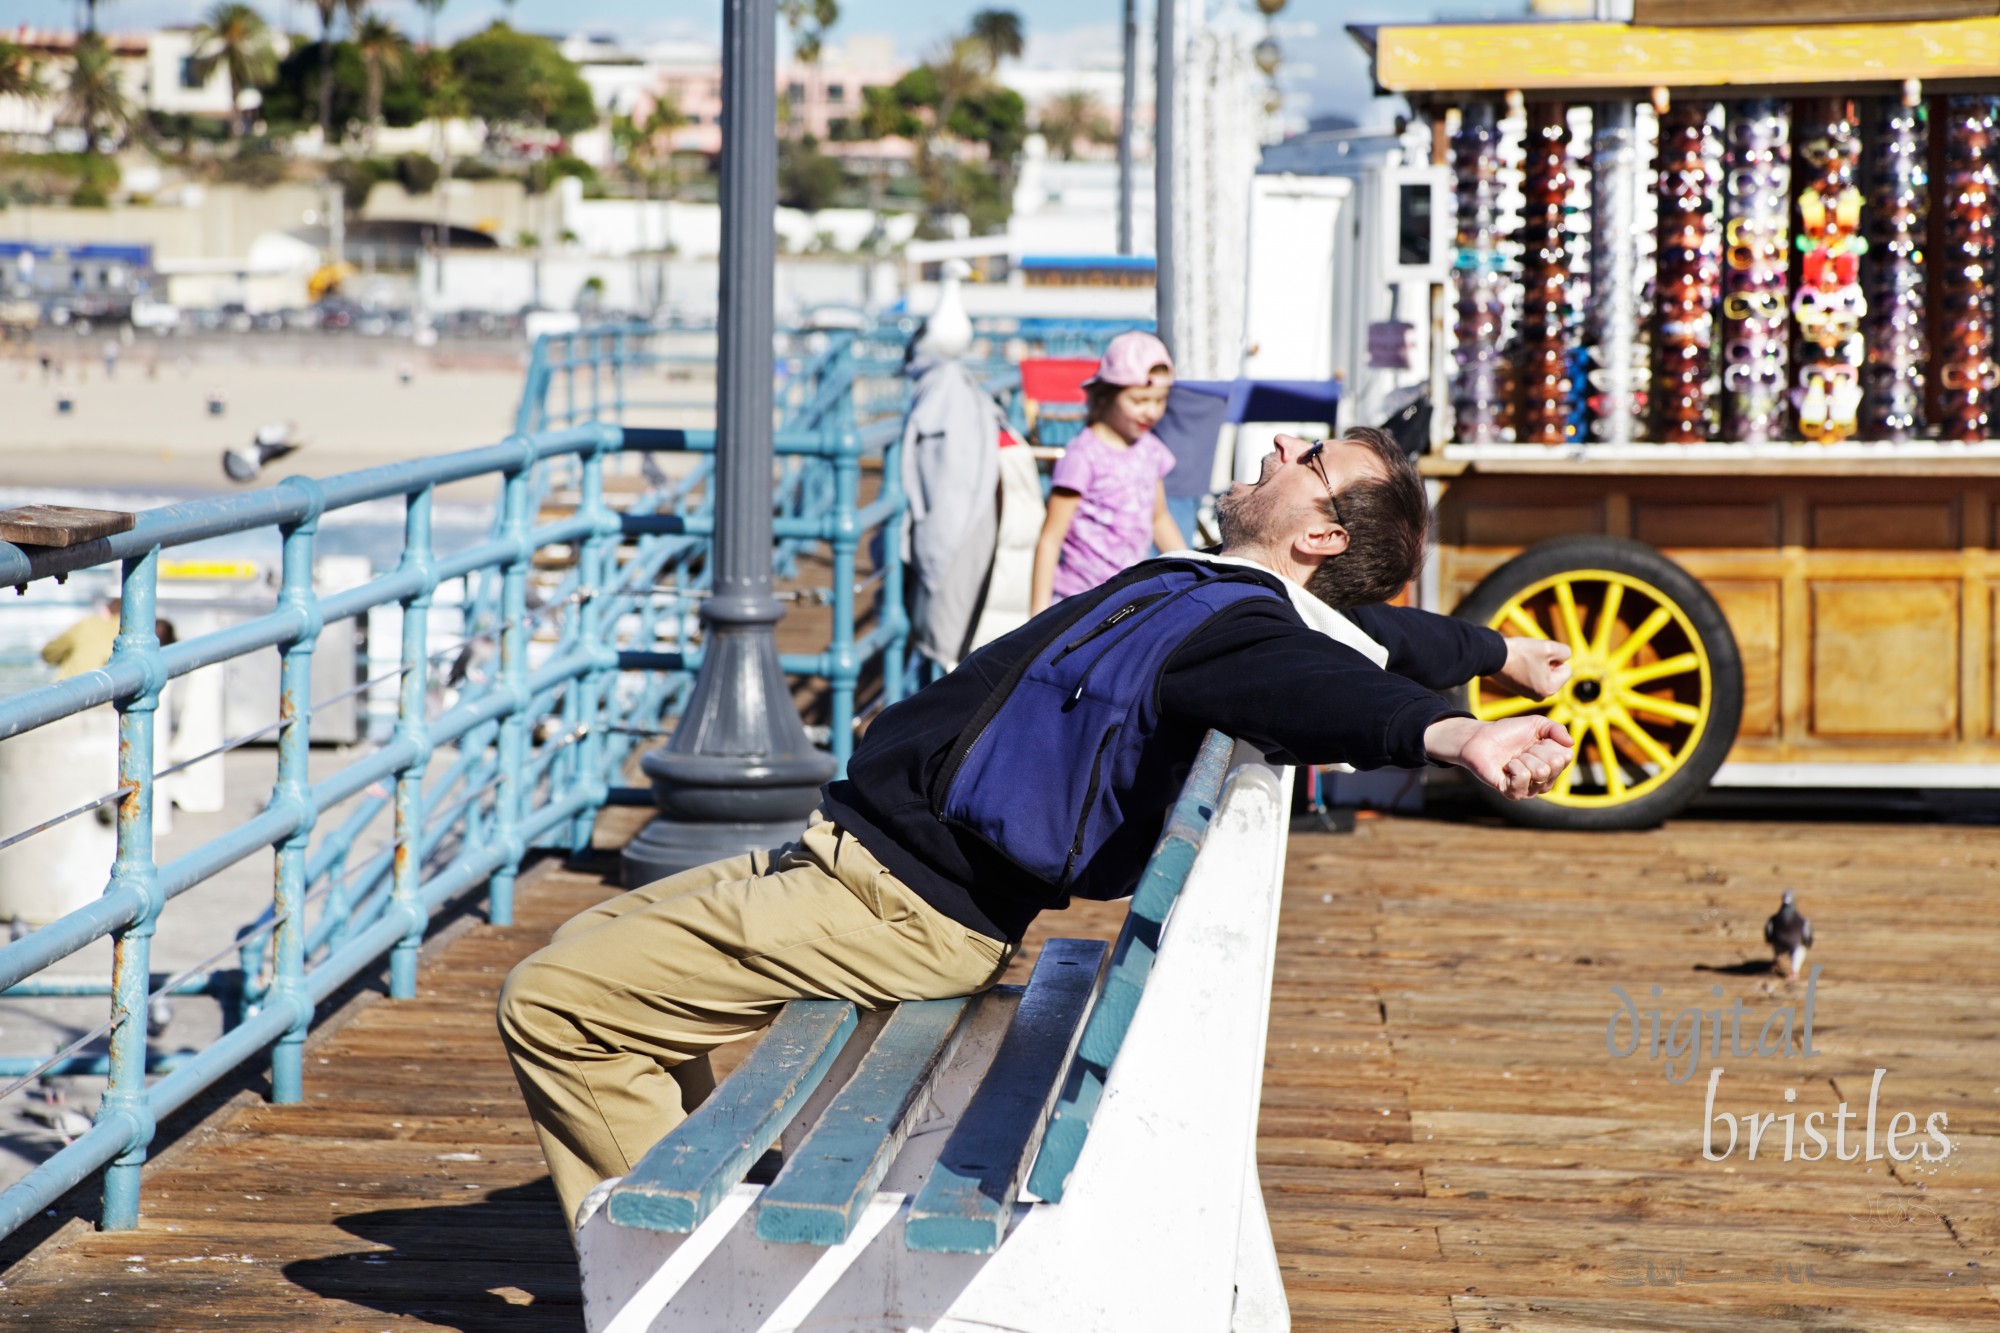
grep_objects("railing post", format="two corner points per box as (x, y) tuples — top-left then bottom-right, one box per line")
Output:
(98, 548), (166, 1230)
(879, 421), (911, 708)
(488, 454), (534, 926)
(828, 430), (859, 773)
(389, 486), (436, 998)
(269, 477), (325, 1105)
(569, 428), (621, 853)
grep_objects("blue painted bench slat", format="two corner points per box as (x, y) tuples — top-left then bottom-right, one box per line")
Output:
(904, 936), (1108, 1254)
(1024, 730), (1234, 1204)
(605, 999), (858, 1233)
(755, 997), (974, 1245)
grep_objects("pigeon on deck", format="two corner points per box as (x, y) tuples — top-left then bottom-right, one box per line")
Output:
(1764, 890), (1813, 978)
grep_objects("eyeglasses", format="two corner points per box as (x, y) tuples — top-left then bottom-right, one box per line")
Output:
(1299, 439), (1345, 528)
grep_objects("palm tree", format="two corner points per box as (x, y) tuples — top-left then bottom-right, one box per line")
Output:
(310, 0), (365, 146)
(1037, 89), (1112, 160)
(418, 49), (468, 280)
(190, 2), (277, 139)
(59, 33), (131, 156)
(352, 12), (409, 147)
(967, 9), (1025, 73)
(779, 0), (839, 66)
(616, 96), (686, 315)
(0, 40), (47, 103)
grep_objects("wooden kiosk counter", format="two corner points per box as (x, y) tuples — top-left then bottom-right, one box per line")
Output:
(1355, 7), (2000, 827)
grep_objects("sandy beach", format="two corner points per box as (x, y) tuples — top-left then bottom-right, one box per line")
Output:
(0, 350), (716, 495)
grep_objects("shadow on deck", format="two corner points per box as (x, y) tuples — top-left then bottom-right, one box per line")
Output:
(1, 810), (1997, 1330)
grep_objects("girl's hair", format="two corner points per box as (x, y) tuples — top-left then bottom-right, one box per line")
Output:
(1083, 366), (1173, 426)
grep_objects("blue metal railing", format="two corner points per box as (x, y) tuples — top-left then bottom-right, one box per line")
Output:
(0, 334), (908, 1238)
(0, 312), (1135, 1242)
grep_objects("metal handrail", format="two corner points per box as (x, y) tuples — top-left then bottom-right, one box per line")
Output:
(0, 334), (908, 1237)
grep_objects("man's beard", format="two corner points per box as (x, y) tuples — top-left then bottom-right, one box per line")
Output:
(1215, 459), (1287, 549)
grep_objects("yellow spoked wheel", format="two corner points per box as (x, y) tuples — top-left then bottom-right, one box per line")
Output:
(1453, 536), (1742, 831)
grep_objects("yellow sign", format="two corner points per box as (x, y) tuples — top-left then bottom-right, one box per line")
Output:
(161, 559), (259, 580)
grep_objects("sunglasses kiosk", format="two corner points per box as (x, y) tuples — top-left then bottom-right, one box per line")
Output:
(1347, 6), (2000, 829)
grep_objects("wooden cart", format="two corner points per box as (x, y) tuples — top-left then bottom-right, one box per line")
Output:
(1354, 9), (2000, 828)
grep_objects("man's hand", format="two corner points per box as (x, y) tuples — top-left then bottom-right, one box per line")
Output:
(1496, 637), (1572, 699)
(1423, 715), (1576, 801)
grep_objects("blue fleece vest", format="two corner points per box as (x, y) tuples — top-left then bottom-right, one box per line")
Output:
(928, 560), (1285, 895)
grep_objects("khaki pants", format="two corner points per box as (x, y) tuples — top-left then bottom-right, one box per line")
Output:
(497, 820), (1015, 1228)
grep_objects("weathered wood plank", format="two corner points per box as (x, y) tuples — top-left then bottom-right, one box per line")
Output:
(605, 999), (858, 1233)
(906, 937), (1106, 1254)
(0, 504), (135, 547)
(755, 997), (972, 1245)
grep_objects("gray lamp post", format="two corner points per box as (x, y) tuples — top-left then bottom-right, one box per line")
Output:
(1117, 0), (1137, 257)
(622, 0), (836, 887)
(1154, 0), (1176, 341)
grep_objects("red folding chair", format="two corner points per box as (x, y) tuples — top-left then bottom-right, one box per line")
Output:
(1017, 357), (1099, 442)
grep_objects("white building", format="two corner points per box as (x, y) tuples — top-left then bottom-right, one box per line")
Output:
(0, 27), (273, 140)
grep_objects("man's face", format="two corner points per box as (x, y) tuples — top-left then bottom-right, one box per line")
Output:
(1216, 434), (1384, 550)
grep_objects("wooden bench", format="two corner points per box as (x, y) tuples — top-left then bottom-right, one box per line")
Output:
(576, 732), (1294, 1332)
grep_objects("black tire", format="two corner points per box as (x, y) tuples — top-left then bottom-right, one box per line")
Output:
(1449, 534), (1743, 831)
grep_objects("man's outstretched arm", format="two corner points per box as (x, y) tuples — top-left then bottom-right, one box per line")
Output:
(1346, 601), (1572, 699)
(1422, 715), (1575, 801)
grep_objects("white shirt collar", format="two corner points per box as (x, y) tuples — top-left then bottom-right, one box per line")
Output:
(1159, 550), (1389, 669)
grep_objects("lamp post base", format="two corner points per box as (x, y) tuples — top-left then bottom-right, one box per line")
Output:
(619, 813), (819, 887)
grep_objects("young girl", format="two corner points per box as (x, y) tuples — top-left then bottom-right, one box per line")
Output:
(1030, 331), (1186, 614)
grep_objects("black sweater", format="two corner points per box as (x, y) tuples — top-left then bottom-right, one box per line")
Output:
(821, 568), (1507, 941)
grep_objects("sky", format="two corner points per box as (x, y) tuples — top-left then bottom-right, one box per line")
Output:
(0, 0), (1526, 124)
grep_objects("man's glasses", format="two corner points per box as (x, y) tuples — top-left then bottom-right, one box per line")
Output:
(1299, 440), (1345, 528)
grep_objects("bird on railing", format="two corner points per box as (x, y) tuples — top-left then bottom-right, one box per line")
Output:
(1764, 890), (1813, 979)
(22, 1080), (92, 1145)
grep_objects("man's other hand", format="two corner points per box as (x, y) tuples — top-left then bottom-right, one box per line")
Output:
(1497, 637), (1572, 699)
(1423, 716), (1576, 801)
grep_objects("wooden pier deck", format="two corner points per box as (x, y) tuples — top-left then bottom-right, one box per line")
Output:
(1, 807), (1996, 1330)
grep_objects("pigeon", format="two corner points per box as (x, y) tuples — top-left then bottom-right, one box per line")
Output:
(1764, 890), (1813, 978)
(22, 1082), (92, 1144)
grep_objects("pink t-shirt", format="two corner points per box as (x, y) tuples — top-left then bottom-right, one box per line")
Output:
(1050, 427), (1175, 598)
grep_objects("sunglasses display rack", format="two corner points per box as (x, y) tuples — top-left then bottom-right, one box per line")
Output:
(1722, 99), (1791, 444)
(1451, 100), (1510, 444)
(1934, 96), (1996, 441)
(1862, 95), (1927, 440)
(1563, 105), (1596, 445)
(1653, 101), (1723, 444)
(1430, 80), (2000, 447)
(1791, 105), (1867, 443)
(1586, 101), (1649, 444)
(1515, 102), (1575, 445)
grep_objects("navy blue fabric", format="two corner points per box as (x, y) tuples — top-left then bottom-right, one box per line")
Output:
(1172, 378), (1343, 427)
(820, 558), (1508, 941)
(931, 563), (1281, 893)
(1155, 383), (1233, 500)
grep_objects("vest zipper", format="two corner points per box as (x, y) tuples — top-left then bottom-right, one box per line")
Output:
(1049, 592), (1167, 665)
(1067, 582), (1207, 704)
(936, 590), (1173, 806)
(1061, 728), (1119, 884)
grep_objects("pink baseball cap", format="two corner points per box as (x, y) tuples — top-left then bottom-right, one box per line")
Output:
(1083, 330), (1174, 388)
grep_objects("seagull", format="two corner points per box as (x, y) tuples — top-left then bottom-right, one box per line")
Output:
(1764, 890), (1813, 978)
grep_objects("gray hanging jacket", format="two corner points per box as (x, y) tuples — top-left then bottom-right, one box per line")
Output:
(901, 353), (1003, 669)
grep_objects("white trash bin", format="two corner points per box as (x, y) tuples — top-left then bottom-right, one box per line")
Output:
(0, 707), (119, 926)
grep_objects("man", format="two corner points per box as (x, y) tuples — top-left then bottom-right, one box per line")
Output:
(500, 428), (1574, 1227)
